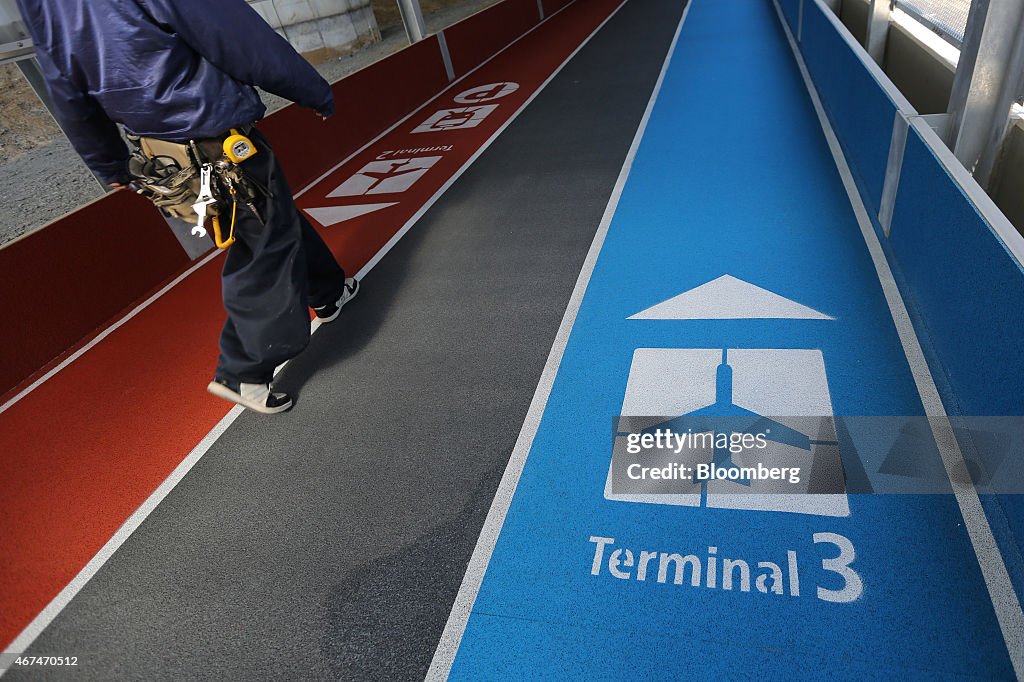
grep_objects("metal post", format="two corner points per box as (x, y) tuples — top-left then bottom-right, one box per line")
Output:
(396, 0), (427, 43)
(0, 0), (34, 64)
(946, 0), (1024, 186)
(865, 0), (891, 64)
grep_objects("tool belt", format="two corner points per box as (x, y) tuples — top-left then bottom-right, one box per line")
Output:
(126, 124), (265, 223)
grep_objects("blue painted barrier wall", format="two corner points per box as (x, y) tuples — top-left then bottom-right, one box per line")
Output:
(889, 127), (1024, 418)
(888, 123), (1024, 590)
(778, 0), (801, 35)
(776, 0), (1024, 601)
(798, 0), (905, 220)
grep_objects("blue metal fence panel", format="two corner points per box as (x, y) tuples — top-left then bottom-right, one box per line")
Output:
(778, 0), (801, 35)
(888, 125), (1024, 604)
(888, 127), (1024, 417)
(799, 0), (897, 219)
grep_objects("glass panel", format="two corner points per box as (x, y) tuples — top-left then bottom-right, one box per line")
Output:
(417, 0), (504, 33)
(0, 61), (104, 246)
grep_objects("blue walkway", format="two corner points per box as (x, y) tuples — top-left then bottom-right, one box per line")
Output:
(444, 0), (1015, 677)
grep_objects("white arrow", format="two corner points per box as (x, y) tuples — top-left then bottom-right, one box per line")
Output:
(303, 203), (398, 227)
(629, 274), (834, 320)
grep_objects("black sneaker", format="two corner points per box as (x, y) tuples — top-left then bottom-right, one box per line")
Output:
(207, 377), (293, 414)
(313, 277), (360, 322)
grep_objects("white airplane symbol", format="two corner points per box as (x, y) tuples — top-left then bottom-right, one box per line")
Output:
(359, 161), (429, 192)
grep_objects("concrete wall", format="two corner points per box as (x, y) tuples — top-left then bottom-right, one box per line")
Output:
(249, 0), (380, 63)
(838, 0), (868, 44)
(883, 20), (954, 115)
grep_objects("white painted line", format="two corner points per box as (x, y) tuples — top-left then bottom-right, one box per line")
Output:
(0, 0), (629, 667)
(0, 248), (222, 416)
(425, 1), (692, 677)
(773, 2), (1024, 675)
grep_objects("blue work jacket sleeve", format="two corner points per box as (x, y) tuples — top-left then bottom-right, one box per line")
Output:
(139, 0), (335, 116)
(32, 49), (131, 185)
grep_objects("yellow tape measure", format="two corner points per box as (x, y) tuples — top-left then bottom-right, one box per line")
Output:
(223, 129), (257, 163)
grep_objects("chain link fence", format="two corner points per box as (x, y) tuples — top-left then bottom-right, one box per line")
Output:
(894, 0), (1024, 105)
(895, 0), (971, 46)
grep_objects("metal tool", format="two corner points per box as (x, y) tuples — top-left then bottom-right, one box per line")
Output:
(191, 163), (216, 238)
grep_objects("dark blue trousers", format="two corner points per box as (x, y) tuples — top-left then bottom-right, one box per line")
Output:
(216, 129), (345, 385)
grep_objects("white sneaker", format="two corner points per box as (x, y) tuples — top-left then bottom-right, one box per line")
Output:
(207, 378), (293, 414)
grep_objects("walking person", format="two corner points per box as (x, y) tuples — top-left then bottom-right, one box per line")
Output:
(16, 0), (359, 413)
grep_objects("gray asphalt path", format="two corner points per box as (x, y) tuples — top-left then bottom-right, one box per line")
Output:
(14, 0), (688, 678)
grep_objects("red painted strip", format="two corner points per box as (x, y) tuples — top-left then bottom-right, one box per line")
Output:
(0, 190), (189, 395)
(444, 0), (540, 77)
(542, 0), (575, 18)
(0, 0), (620, 650)
(0, 264), (228, 644)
